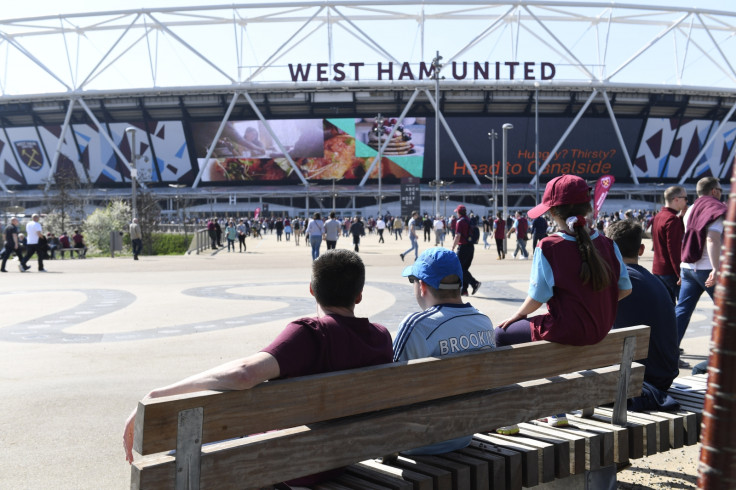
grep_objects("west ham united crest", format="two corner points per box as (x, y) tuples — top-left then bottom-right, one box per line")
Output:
(15, 140), (44, 171)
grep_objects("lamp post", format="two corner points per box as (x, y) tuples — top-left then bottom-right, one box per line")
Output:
(502, 123), (514, 255)
(488, 129), (498, 218)
(432, 52), (443, 217)
(305, 182), (310, 219)
(534, 82), (540, 204)
(125, 128), (138, 219)
(331, 178), (336, 213)
(429, 180), (452, 216)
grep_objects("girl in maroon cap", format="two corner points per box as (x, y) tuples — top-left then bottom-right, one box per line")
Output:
(494, 175), (632, 433)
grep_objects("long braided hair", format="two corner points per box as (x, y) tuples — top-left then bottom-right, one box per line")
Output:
(550, 202), (612, 291)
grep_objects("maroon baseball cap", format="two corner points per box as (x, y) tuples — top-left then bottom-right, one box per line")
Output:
(454, 205), (467, 215)
(527, 175), (591, 219)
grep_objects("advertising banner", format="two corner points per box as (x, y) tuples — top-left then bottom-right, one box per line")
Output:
(193, 117), (426, 184)
(400, 177), (421, 217)
(423, 116), (644, 184)
(633, 118), (735, 180)
(0, 121), (191, 186)
(593, 175), (615, 219)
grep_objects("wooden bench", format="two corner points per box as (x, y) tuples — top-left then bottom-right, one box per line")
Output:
(130, 326), (653, 489)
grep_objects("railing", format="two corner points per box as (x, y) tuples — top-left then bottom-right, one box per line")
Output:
(190, 228), (210, 255)
(156, 224), (201, 234)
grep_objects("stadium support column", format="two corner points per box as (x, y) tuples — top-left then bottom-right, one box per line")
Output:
(242, 91), (308, 186)
(125, 128), (138, 220)
(530, 89), (598, 187)
(192, 92), (241, 189)
(432, 51), (442, 218)
(45, 98), (78, 192)
(373, 114), (385, 217)
(359, 91), (421, 187)
(534, 82), (540, 204)
(78, 98), (148, 191)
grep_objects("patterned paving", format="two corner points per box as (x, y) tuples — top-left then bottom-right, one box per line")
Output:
(1, 279), (712, 344)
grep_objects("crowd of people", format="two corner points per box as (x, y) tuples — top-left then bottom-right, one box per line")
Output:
(1, 214), (88, 273)
(122, 174), (730, 487)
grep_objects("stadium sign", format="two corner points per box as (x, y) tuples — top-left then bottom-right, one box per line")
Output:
(288, 61), (556, 82)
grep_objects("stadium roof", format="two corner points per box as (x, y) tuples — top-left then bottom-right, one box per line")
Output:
(0, 1), (735, 99)
(0, 2), (734, 202)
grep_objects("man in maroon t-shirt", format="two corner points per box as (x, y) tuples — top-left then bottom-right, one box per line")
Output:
(651, 185), (687, 304)
(123, 250), (392, 485)
(451, 205), (481, 295)
(507, 211), (529, 259)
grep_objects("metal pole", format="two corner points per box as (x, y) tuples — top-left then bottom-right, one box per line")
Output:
(125, 128), (138, 220)
(502, 123), (513, 255)
(332, 178), (336, 213)
(375, 114), (384, 217)
(488, 129), (498, 218)
(433, 51), (443, 217)
(534, 82), (540, 204)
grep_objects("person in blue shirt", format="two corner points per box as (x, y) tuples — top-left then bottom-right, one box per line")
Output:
(394, 247), (495, 454)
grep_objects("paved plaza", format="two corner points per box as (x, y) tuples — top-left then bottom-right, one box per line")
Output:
(1, 231), (713, 489)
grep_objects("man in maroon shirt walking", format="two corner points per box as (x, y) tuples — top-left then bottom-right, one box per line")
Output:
(451, 205), (481, 296)
(651, 185), (687, 304)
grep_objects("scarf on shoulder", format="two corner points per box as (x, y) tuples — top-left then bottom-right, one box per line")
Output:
(681, 195), (727, 264)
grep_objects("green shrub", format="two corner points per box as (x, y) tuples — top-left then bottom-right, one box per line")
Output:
(150, 233), (190, 255)
(83, 200), (132, 254)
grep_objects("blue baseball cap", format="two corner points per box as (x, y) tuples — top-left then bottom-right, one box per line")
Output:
(401, 247), (463, 290)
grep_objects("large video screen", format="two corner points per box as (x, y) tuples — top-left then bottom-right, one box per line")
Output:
(0, 120), (191, 186)
(424, 115), (645, 183)
(192, 117), (426, 183)
(2, 112), (731, 188)
(634, 117), (735, 181)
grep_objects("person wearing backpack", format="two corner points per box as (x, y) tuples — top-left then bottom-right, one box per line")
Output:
(451, 205), (481, 296)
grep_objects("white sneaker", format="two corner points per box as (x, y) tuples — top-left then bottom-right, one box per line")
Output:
(546, 415), (569, 427)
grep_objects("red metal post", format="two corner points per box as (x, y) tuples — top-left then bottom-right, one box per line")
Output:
(697, 164), (736, 488)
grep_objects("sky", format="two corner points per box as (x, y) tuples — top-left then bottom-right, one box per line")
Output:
(1, 1), (734, 93)
(2, 0), (735, 20)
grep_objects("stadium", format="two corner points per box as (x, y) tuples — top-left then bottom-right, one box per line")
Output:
(1, 1), (735, 220)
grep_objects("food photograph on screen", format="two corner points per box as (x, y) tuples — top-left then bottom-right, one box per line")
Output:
(195, 117), (425, 183)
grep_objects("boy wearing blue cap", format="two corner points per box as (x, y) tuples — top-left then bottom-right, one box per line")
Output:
(393, 247), (495, 454)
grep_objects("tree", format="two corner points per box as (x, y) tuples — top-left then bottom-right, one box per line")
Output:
(43, 164), (85, 235)
(135, 190), (162, 255)
(83, 200), (132, 254)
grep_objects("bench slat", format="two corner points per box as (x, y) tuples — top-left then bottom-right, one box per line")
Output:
(515, 426), (569, 480)
(457, 447), (507, 490)
(468, 440), (522, 490)
(134, 364), (643, 489)
(392, 456), (453, 490)
(521, 422), (585, 475)
(411, 455), (472, 490)
(441, 451), (490, 490)
(344, 465), (414, 490)
(357, 460), (435, 490)
(135, 327), (650, 455)
(332, 471), (393, 489)
(568, 419), (615, 467)
(473, 434), (539, 488)
(571, 414), (629, 464)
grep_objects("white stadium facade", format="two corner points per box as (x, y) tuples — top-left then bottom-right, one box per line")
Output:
(1, 1), (735, 218)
